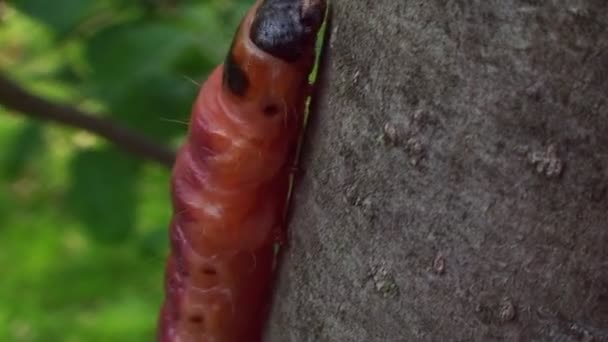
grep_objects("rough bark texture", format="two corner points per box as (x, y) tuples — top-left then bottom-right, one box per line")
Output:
(265, 0), (608, 341)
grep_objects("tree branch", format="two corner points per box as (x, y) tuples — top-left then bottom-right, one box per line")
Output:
(0, 74), (176, 168)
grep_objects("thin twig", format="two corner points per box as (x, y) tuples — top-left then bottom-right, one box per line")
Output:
(0, 74), (176, 167)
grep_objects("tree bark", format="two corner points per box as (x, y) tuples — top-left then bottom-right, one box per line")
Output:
(266, 1), (608, 341)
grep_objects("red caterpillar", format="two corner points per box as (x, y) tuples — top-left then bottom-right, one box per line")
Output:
(158, 0), (326, 341)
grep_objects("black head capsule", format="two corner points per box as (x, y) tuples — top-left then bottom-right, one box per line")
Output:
(250, 0), (326, 62)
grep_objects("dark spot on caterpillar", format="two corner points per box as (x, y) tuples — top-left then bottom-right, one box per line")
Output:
(263, 104), (280, 117)
(201, 267), (217, 276)
(223, 52), (249, 97)
(190, 315), (204, 324)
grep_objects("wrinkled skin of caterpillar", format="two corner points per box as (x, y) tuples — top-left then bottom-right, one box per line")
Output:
(158, 0), (325, 341)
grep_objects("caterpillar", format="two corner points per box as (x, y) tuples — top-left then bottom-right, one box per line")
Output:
(157, 0), (327, 341)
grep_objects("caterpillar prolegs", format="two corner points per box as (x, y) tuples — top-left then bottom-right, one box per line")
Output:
(158, 1), (326, 341)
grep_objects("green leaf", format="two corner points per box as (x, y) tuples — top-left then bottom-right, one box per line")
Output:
(86, 22), (195, 90)
(107, 71), (197, 140)
(139, 228), (168, 259)
(1, 122), (45, 180)
(83, 21), (206, 141)
(13, 0), (99, 35)
(173, 45), (216, 79)
(66, 147), (141, 243)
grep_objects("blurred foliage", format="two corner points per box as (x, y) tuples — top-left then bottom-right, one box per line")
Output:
(0, 0), (249, 340)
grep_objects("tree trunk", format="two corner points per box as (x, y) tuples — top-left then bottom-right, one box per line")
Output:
(266, 0), (608, 341)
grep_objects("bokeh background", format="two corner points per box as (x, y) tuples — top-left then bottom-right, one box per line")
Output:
(0, 1), (249, 340)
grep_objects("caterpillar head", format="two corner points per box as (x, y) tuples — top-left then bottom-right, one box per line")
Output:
(250, 0), (326, 62)
(220, 0), (326, 142)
